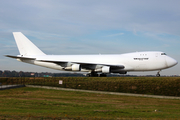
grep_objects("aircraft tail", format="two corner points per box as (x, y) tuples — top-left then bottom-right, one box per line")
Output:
(13, 32), (46, 56)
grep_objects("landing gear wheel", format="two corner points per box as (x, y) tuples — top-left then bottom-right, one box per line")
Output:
(99, 74), (107, 77)
(86, 72), (107, 77)
(156, 70), (161, 77)
(86, 72), (98, 77)
(86, 74), (91, 77)
(156, 74), (160, 77)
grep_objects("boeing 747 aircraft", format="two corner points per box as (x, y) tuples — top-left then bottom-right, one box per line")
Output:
(6, 32), (178, 77)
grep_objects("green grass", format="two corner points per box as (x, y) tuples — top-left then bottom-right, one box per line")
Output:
(41, 77), (180, 96)
(0, 87), (180, 119)
(2, 77), (180, 96)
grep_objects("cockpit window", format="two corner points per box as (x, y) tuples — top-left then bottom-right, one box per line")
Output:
(161, 53), (167, 55)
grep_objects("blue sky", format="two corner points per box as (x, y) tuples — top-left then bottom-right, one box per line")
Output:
(0, 0), (180, 75)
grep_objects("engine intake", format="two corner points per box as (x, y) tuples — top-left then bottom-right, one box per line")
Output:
(72, 64), (81, 71)
(102, 66), (110, 73)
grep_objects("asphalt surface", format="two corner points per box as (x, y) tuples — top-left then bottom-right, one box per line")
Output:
(0, 85), (25, 90)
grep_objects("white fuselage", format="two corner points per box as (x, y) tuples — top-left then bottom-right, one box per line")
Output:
(18, 51), (177, 73)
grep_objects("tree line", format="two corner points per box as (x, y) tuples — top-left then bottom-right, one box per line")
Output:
(0, 70), (84, 77)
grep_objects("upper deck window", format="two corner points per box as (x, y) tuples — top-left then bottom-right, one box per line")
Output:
(161, 53), (167, 55)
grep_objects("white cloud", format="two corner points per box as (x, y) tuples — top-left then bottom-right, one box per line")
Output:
(104, 33), (124, 37)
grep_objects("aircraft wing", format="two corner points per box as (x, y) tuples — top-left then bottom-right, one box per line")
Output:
(38, 59), (125, 70)
(6, 55), (124, 70)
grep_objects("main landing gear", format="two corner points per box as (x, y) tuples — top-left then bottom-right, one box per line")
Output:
(156, 70), (161, 77)
(86, 72), (107, 77)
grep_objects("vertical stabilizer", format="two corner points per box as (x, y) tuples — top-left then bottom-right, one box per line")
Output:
(13, 32), (46, 56)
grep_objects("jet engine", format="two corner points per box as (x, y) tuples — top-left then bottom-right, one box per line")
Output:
(102, 66), (110, 73)
(72, 64), (81, 71)
(100, 66), (127, 74)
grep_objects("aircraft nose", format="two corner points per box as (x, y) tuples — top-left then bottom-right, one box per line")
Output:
(166, 56), (178, 67)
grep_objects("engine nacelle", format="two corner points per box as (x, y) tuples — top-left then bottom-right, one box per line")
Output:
(72, 64), (81, 71)
(102, 66), (110, 73)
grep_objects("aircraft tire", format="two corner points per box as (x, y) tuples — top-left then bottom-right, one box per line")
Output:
(156, 74), (160, 77)
(100, 74), (107, 77)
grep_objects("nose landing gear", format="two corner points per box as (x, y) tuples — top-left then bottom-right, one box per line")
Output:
(156, 70), (161, 77)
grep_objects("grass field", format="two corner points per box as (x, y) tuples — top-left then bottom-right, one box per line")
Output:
(0, 76), (180, 98)
(0, 87), (180, 119)
(1, 77), (180, 96)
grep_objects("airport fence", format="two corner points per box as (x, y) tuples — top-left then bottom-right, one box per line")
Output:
(0, 77), (180, 97)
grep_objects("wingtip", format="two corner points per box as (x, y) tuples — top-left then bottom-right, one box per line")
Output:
(13, 32), (22, 34)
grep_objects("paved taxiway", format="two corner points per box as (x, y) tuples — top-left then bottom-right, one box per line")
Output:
(0, 85), (25, 90)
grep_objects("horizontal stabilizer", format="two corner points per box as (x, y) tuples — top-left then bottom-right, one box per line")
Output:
(5, 55), (36, 60)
